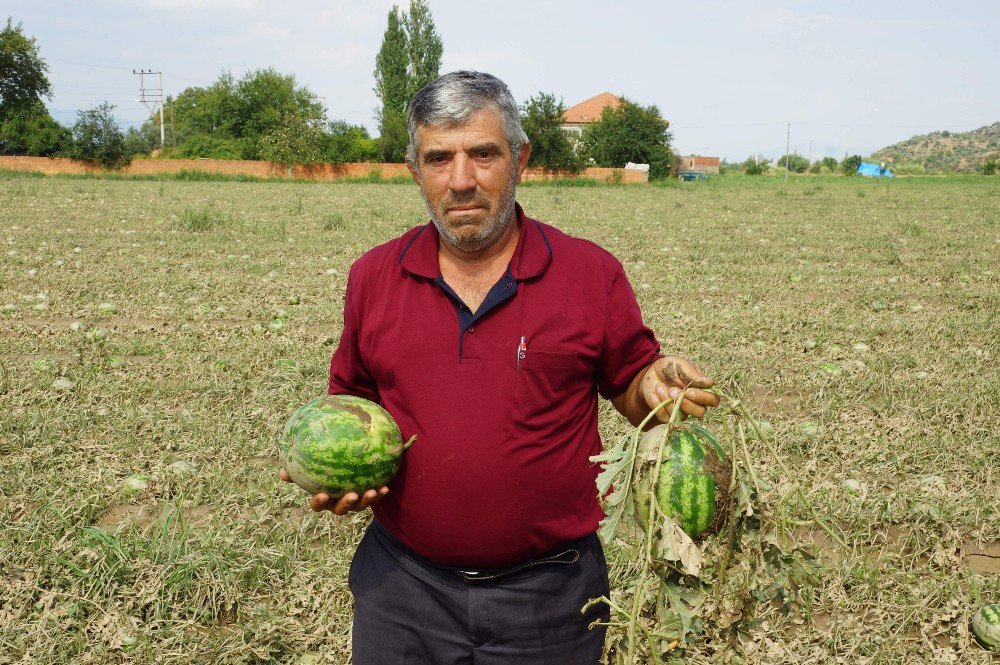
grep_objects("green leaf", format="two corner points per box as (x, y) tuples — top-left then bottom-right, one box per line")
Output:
(590, 429), (640, 545)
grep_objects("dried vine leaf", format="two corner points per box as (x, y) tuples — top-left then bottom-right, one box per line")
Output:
(590, 429), (640, 544)
(589, 387), (822, 663)
(656, 520), (703, 576)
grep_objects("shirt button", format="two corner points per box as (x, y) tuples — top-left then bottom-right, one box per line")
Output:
(467, 326), (475, 333)
(504, 284), (512, 290)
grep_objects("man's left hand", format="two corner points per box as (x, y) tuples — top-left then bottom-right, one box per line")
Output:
(639, 356), (720, 421)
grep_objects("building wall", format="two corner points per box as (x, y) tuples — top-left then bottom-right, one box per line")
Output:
(0, 156), (647, 183)
(684, 156), (721, 174)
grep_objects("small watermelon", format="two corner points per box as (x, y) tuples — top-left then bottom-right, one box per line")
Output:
(972, 604), (1000, 650)
(634, 424), (731, 539)
(278, 394), (414, 497)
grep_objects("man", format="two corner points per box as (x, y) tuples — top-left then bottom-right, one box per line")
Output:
(280, 71), (719, 663)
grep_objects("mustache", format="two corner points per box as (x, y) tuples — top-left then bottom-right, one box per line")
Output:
(442, 192), (491, 211)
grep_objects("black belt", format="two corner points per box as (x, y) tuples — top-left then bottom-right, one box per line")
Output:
(371, 520), (588, 585)
(456, 547), (581, 584)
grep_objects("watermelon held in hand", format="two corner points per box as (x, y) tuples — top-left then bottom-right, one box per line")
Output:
(278, 394), (414, 497)
(634, 424), (731, 539)
(972, 604), (1000, 650)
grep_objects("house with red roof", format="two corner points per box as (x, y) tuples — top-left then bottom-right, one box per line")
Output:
(560, 92), (622, 136)
(560, 92), (670, 137)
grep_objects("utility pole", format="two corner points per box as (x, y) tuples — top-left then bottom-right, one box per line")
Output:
(133, 69), (165, 149)
(808, 140), (813, 168)
(785, 123), (790, 182)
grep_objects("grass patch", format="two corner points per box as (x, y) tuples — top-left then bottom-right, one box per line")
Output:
(180, 206), (227, 232)
(321, 213), (344, 231)
(0, 167), (46, 179)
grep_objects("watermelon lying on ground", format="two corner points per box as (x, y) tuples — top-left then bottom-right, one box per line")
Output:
(278, 394), (414, 497)
(635, 424), (731, 539)
(972, 604), (1000, 650)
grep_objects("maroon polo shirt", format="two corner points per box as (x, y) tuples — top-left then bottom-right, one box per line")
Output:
(328, 203), (660, 567)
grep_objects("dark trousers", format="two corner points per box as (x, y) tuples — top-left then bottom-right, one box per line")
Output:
(349, 520), (610, 664)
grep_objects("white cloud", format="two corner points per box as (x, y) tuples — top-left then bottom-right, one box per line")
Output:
(317, 0), (398, 33)
(315, 42), (368, 71)
(132, 0), (259, 9)
(251, 20), (290, 40)
(945, 93), (978, 106)
(442, 48), (535, 77)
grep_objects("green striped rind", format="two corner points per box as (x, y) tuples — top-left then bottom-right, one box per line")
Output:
(654, 428), (724, 538)
(972, 604), (1000, 649)
(278, 394), (406, 496)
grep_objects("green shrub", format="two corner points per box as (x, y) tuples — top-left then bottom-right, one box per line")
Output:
(743, 156), (769, 175)
(71, 102), (130, 169)
(176, 134), (246, 160)
(776, 154), (809, 173)
(893, 162), (926, 176)
(841, 155), (863, 175)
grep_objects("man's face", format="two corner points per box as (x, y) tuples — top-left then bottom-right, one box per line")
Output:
(408, 108), (531, 254)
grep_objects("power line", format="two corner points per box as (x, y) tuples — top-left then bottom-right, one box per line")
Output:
(133, 69), (166, 148)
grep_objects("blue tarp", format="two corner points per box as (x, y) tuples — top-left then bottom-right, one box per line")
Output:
(858, 162), (893, 178)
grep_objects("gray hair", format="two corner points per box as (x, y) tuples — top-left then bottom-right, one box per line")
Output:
(406, 71), (529, 167)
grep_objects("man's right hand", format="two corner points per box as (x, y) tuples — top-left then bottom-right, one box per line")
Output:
(279, 468), (389, 515)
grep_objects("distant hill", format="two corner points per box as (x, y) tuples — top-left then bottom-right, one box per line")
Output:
(871, 122), (1000, 173)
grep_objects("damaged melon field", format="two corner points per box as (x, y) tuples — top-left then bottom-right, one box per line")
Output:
(1, 171), (997, 663)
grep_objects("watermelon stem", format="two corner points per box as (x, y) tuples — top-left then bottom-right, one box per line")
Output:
(626, 389), (690, 662)
(403, 435), (416, 450)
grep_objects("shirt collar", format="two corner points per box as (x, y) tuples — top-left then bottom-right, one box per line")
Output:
(398, 202), (552, 280)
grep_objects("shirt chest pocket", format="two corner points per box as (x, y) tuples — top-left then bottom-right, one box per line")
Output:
(511, 350), (584, 432)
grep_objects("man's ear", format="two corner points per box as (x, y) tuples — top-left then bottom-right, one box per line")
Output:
(406, 159), (420, 185)
(516, 141), (531, 183)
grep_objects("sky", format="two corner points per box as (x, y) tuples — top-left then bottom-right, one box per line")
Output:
(8, 0), (999, 162)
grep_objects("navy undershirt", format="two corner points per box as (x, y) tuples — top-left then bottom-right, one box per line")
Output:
(434, 269), (518, 357)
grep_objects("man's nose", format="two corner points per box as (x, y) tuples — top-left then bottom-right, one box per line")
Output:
(447, 153), (477, 193)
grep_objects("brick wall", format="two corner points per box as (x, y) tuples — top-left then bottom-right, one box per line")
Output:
(0, 156), (647, 184)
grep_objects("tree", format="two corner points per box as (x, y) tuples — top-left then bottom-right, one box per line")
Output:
(373, 2), (443, 162)
(145, 74), (239, 149)
(231, 68), (323, 159)
(0, 18), (69, 156)
(259, 112), (324, 166)
(122, 127), (150, 158)
(377, 109), (409, 163)
(820, 156), (839, 172)
(776, 153), (809, 173)
(142, 69), (322, 160)
(374, 6), (410, 162)
(841, 154), (862, 175)
(0, 18), (52, 117)
(520, 93), (584, 173)
(0, 99), (70, 155)
(374, 6), (409, 118)
(71, 102), (129, 168)
(580, 99), (672, 179)
(404, 0), (442, 100)
(324, 120), (378, 163)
